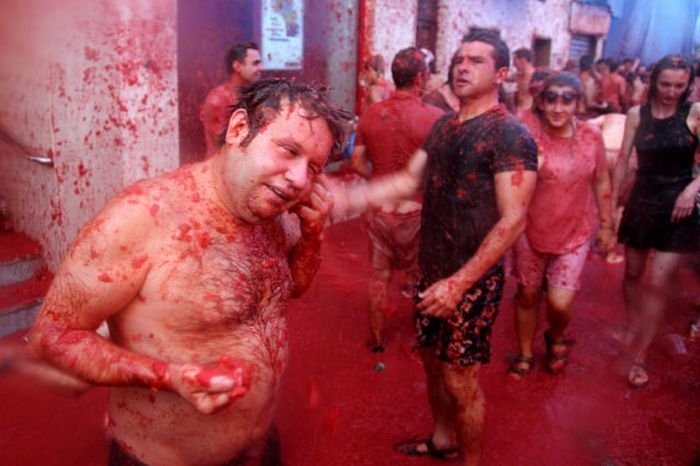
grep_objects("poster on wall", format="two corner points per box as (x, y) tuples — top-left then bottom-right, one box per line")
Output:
(261, 0), (303, 70)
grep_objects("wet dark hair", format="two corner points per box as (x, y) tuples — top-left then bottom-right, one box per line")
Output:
(533, 71), (583, 119)
(461, 30), (510, 70)
(392, 47), (427, 89)
(531, 68), (554, 84)
(219, 78), (354, 159)
(647, 54), (694, 105)
(528, 68), (555, 97)
(225, 42), (258, 75)
(579, 55), (594, 71)
(606, 58), (619, 73)
(364, 54), (386, 75)
(513, 48), (533, 63)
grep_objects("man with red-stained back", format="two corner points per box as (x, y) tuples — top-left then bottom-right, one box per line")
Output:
(351, 47), (443, 352)
(26, 78), (351, 465)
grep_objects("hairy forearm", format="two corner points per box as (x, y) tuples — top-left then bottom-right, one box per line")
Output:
(329, 170), (419, 221)
(451, 213), (526, 292)
(28, 319), (168, 390)
(289, 233), (323, 297)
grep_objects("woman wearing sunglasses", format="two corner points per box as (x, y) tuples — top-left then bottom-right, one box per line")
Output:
(509, 72), (615, 379)
(611, 54), (700, 388)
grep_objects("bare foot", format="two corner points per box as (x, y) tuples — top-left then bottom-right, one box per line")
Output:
(606, 252), (624, 264)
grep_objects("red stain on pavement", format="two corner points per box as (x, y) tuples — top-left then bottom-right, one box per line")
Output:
(1, 219), (699, 465)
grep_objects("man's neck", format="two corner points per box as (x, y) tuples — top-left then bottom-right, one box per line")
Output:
(457, 92), (500, 121)
(227, 74), (246, 94)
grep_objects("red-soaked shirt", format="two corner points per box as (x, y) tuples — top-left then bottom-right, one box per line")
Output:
(200, 83), (239, 158)
(523, 117), (608, 254)
(356, 90), (443, 178)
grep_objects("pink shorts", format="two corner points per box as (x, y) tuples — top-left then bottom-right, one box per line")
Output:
(366, 209), (421, 271)
(512, 234), (590, 291)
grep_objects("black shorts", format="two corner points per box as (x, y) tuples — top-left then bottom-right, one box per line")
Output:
(415, 266), (505, 366)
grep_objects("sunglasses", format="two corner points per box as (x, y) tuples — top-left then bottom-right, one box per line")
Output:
(542, 90), (579, 104)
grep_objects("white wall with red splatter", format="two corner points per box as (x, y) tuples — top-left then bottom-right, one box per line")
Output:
(366, 0), (609, 82)
(0, 0), (179, 270)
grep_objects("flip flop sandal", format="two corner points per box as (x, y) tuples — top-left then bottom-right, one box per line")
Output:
(507, 355), (534, 380)
(395, 437), (459, 460)
(627, 362), (649, 388)
(544, 330), (572, 374)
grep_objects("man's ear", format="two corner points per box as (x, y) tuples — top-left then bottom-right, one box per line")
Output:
(224, 108), (249, 146)
(495, 66), (509, 85)
(232, 60), (241, 76)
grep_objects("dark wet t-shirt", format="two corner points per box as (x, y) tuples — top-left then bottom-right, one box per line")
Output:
(419, 104), (538, 284)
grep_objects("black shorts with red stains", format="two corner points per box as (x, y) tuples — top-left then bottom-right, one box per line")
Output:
(415, 265), (504, 366)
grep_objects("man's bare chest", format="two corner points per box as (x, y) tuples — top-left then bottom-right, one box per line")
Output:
(141, 225), (293, 329)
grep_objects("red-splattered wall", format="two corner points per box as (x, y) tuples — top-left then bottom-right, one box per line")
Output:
(364, 0), (609, 83)
(178, 0), (358, 164)
(0, 0), (179, 269)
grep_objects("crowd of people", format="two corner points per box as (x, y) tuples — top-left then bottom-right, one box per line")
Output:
(1, 31), (698, 466)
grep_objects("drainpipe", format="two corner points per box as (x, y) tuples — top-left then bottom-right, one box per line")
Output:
(355, 0), (368, 115)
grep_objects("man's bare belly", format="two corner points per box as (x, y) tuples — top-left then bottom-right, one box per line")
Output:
(107, 330), (288, 466)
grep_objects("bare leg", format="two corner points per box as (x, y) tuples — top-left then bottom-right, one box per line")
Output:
(621, 247), (649, 343)
(511, 284), (542, 375)
(631, 250), (682, 363)
(441, 362), (483, 466)
(545, 286), (576, 341)
(544, 286), (577, 372)
(420, 349), (455, 450)
(368, 268), (391, 350)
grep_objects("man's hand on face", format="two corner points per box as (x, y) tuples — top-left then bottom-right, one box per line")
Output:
(168, 357), (251, 415)
(291, 174), (333, 239)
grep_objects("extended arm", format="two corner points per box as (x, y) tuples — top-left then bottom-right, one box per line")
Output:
(417, 169), (537, 317)
(593, 161), (616, 253)
(611, 106), (641, 209)
(330, 148), (427, 221)
(672, 102), (700, 222)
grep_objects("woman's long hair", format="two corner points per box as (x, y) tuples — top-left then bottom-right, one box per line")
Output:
(647, 54), (694, 106)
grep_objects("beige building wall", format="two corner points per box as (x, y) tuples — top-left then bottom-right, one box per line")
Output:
(366, 0), (609, 83)
(0, 0), (179, 269)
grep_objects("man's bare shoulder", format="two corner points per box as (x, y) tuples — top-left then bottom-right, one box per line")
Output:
(72, 166), (204, 257)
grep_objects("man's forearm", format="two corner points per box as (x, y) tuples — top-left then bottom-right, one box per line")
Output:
(28, 322), (169, 390)
(451, 214), (526, 292)
(289, 233), (323, 297)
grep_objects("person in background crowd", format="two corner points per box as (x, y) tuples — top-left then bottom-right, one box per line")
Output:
(578, 55), (606, 116)
(359, 54), (395, 114)
(612, 54), (700, 388)
(508, 72), (614, 379)
(422, 52), (460, 113)
(200, 42), (263, 158)
(508, 47), (536, 114)
(351, 47), (443, 352)
(420, 48), (445, 94)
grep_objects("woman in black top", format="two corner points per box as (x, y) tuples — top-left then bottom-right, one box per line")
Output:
(612, 54), (700, 388)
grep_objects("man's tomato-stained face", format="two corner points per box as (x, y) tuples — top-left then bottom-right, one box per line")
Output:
(451, 41), (506, 99)
(236, 48), (264, 84)
(222, 102), (333, 223)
